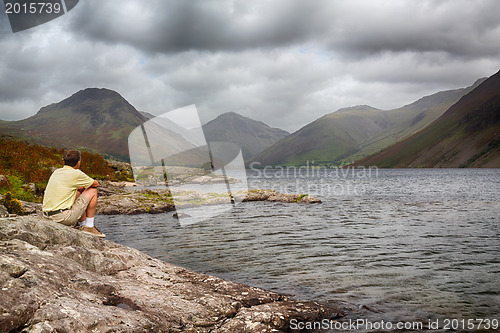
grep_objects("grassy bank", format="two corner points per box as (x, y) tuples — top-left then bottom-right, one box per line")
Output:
(0, 137), (119, 202)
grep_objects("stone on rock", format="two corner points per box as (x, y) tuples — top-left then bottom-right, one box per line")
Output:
(0, 175), (10, 189)
(19, 200), (41, 215)
(99, 205), (120, 215)
(22, 183), (36, 194)
(0, 205), (8, 218)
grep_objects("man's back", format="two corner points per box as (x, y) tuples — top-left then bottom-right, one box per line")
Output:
(42, 165), (94, 212)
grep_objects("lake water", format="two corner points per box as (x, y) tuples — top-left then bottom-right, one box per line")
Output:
(98, 169), (500, 332)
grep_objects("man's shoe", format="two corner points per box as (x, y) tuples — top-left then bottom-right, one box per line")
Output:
(80, 226), (106, 238)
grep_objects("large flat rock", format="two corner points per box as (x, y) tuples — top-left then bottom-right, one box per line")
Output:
(0, 216), (343, 332)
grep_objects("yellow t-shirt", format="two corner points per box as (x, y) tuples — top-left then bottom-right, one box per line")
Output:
(42, 165), (95, 212)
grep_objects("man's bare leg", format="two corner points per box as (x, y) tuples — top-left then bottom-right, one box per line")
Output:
(75, 189), (86, 223)
(81, 187), (97, 218)
(78, 187), (104, 237)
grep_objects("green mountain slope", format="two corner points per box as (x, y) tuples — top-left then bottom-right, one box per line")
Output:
(202, 112), (290, 161)
(346, 78), (486, 163)
(355, 70), (500, 168)
(251, 81), (482, 166)
(0, 88), (148, 160)
(249, 105), (390, 166)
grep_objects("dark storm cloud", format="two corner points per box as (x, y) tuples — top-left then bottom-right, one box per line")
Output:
(68, 0), (500, 60)
(69, 0), (328, 53)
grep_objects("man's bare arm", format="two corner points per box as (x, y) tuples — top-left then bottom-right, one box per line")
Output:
(78, 180), (99, 192)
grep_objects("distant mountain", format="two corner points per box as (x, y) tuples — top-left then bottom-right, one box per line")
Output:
(0, 90), (290, 163)
(202, 112), (290, 161)
(354, 70), (500, 168)
(0, 88), (148, 160)
(251, 80), (484, 166)
(249, 105), (389, 166)
(346, 78), (486, 163)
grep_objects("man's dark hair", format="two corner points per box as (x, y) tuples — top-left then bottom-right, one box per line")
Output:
(63, 150), (81, 167)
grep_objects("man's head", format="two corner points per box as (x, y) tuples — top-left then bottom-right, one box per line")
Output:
(63, 150), (81, 168)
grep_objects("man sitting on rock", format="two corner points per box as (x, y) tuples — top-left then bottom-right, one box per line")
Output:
(42, 150), (105, 238)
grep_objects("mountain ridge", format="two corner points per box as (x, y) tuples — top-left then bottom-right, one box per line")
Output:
(202, 111), (290, 161)
(354, 70), (500, 167)
(0, 88), (149, 160)
(250, 78), (485, 166)
(0, 89), (290, 163)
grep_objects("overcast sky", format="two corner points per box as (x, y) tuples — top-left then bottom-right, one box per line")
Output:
(1, 0), (499, 132)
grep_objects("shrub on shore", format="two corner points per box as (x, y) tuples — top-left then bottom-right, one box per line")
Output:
(0, 191), (24, 215)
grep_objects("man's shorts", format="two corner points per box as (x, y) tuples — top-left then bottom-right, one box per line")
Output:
(48, 195), (90, 226)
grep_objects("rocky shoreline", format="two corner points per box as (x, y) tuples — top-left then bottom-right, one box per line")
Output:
(0, 216), (344, 332)
(1, 183), (322, 217)
(97, 185), (322, 215)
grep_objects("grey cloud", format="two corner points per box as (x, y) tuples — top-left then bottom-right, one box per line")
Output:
(0, 36), (46, 105)
(67, 0), (500, 61)
(325, 0), (500, 59)
(139, 49), (340, 129)
(68, 0), (329, 53)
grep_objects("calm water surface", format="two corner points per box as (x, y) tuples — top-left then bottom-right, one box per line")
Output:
(98, 169), (499, 331)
